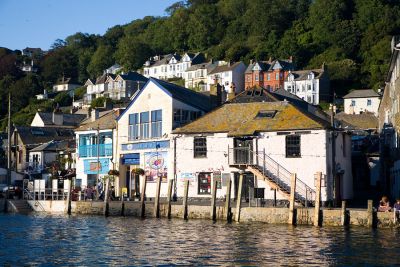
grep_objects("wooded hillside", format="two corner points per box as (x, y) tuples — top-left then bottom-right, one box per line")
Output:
(1, 0), (399, 128)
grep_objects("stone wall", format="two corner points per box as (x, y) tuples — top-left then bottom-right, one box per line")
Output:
(27, 200), (399, 229)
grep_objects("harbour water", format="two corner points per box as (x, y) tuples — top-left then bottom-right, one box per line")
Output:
(0, 213), (399, 266)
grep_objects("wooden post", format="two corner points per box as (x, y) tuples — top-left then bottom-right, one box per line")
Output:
(367, 200), (373, 228)
(341, 200), (347, 226)
(313, 172), (322, 227)
(66, 179), (72, 215)
(211, 179), (218, 221)
(183, 180), (189, 220)
(235, 171), (244, 222)
(225, 178), (232, 222)
(140, 175), (147, 218)
(166, 179), (173, 219)
(154, 177), (162, 218)
(103, 177), (110, 217)
(288, 173), (297, 225)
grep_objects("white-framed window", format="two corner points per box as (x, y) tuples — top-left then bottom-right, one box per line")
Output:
(128, 113), (139, 140)
(367, 99), (372, 106)
(275, 73), (279, 80)
(151, 110), (162, 138)
(140, 112), (150, 139)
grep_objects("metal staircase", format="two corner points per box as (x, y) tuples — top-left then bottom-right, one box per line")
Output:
(228, 147), (316, 206)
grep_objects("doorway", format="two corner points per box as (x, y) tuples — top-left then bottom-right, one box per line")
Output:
(234, 172), (255, 201)
(233, 138), (253, 165)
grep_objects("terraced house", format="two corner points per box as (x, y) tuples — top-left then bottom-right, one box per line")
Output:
(173, 88), (353, 206)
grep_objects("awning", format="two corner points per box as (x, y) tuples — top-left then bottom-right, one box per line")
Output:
(121, 153), (140, 165)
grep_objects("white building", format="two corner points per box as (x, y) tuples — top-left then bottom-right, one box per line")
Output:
(115, 78), (210, 199)
(284, 65), (330, 105)
(53, 77), (80, 93)
(172, 94), (353, 205)
(104, 71), (148, 101)
(206, 62), (247, 93)
(84, 73), (114, 104)
(343, 89), (381, 115)
(143, 53), (206, 80)
(75, 109), (118, 189)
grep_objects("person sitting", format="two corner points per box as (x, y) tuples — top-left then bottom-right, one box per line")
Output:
(378, 196), (391, 212)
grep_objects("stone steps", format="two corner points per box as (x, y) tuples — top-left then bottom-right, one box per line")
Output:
(7, 200), (33, 214)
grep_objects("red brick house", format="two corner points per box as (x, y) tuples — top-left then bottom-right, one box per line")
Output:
(245, 58), (294, 91)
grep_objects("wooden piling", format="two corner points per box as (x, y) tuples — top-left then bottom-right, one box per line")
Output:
(313, 172), (322, 227)
(103, 177), (110, 217)
(154, 177), (162, 218)
(183, 180), (189, 219)
(288, 173), (297, 225)
(341, 200), (347, 226)
(211, 179), (218, 221)
(166, 179), (173, 219)
(235, 171), (244, 222)
(140, 175), (147, 218)
(66, 179), (72, 215)
(367, 199), (373, 227)
(225, 178), (232, 222)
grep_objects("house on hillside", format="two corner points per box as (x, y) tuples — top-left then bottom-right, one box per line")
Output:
(343, 89), (381, 115)
(75, 109), (121, 189)
(284, 64), (330, 105)
(245, 58), (294, 91)
(84, 73), (115, 104)
(143, 52), (206, 80)
(31, 111), (86, 128)
(53, 77), (81, 93)
(172, 88), (352, 206)
(207, 62), (247, 93)
(115, 78), (211, 199)
(105, 64), (122, 74)
(21, 60), (38, 72)
(183, 61), (219, 91)
(22, 47), (43, 57)
(104, 71), (148, 101)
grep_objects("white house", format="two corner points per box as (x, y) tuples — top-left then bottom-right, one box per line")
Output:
(75, 109), (119, 189)
(284, 64), (330, 105)
(104, 71), (148, 101)
(143, 52), (206, 80)
(84, 73), (114, 104)
(172, 93), (353, 206)
(343, 89), (381, 115)
(53, 77), (80, 93)
(206, 62), (247, 93)
(115, 78), (211, 199)
(105, 63), (122, 74)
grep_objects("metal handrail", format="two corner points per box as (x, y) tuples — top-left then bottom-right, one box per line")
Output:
(228, 147), (316, 206)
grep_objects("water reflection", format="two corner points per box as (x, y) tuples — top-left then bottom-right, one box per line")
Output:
(0, 214), (399, 266)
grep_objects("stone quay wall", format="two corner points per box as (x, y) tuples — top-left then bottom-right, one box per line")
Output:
(69, 200), (399, 228)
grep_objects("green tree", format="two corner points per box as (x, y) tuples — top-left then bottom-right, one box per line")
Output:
(87, 45), (114, 77)
(115, 36), (153, 70)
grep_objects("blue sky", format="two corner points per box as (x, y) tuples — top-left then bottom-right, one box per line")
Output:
(0, 0), (177, 51)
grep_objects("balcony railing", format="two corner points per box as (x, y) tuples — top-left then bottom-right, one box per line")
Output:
(79, 144), (112, 158)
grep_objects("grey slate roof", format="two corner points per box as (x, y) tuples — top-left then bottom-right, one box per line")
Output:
(38, 112), (86, 127)
(153, 78), (211, 112)
(342, 89), (380, 99)
(208, 62), (244, 75)
(119, 71), (148, 82)
(288, 69), (324, 81)
(335, 112), (378, 130)
(15, 126), (75, 149)
(96, 73), (115, 84)
(245, 59), (294, 73)
(30, 140), (71, 152)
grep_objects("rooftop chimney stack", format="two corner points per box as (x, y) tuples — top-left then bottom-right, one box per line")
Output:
(91, 109), (99, 122)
